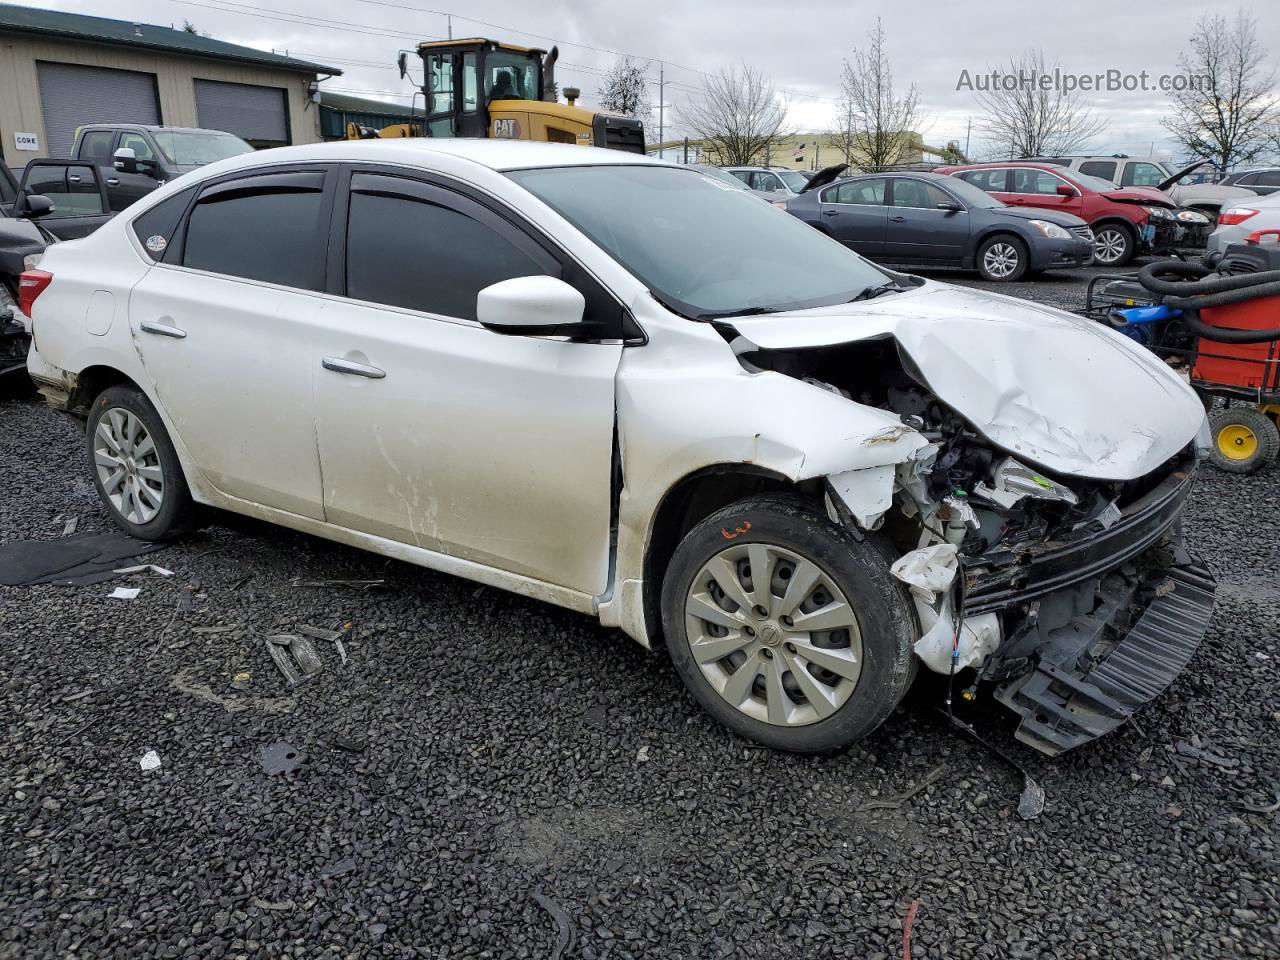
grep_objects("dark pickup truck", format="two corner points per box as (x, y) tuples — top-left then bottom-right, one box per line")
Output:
(70, 124), (254, 212)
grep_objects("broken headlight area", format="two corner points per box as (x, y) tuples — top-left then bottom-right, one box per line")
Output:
(748, 338), (1216, 756)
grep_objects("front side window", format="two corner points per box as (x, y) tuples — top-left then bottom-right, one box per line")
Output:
(1258, 171), (1280, 186)
(485, 52), (538, 101)
(727, 170), (752, 186)
(183, 171), (327, 290)
(1123, 162), (1165, 188)
(152, 131), (253, 165)
(824, 179), (886, 205)
(891, 179), (953, 209)
(1011, 169), (1064, 195)
(345, 174), (545, 321)
(22, 164), (105, 217)
(427, 53), (454, 115)
(749, 171), (785, 193)
(508, 165), (888, 319)
(79, 131), (115, 161)
(118, 133), (157, 163)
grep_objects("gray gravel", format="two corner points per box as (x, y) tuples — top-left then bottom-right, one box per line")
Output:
(2, 266), (1279, 959)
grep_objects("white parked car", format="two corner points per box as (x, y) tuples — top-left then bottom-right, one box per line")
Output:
(1206, 191), (1280, 256)
(22, 140), (1215, 756)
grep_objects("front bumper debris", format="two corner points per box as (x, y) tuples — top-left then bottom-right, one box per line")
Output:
(991, 538), (1215, 755)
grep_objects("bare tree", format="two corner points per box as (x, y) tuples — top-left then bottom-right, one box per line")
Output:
(596, 56), (652, 128)
(970, 49), (1108, 158)
(827, 18), (922, 171)
(1163, 10), (1278, 171)
(680, 64), (788, 166)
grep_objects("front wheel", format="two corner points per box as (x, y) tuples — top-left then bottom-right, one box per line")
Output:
(660, 495), (918, 753)
(976, 235), (1028, 282)
(1092, 223), (1135, 266)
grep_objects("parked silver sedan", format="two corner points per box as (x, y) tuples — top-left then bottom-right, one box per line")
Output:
(1206, 192), (1280, 256)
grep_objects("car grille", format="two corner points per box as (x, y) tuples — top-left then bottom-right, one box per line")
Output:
(1070, 225), (1094, 241)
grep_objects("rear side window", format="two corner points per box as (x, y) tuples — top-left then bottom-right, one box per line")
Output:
(78, 131), (114, 161)
(824, 179), (886, 205)
(959, 169), (1009, 192)
(183, 171), (327, 290)
(344, 173), (548, 321)
(1258, 171), (1280, 186)
(1079, 160), (1117, 181)
(131, 186), (197, 258)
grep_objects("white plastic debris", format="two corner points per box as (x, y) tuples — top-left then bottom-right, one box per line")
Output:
(890, 543), (959, 604)
(139, 749), (162, 771)
(913, 596), (1002, 674)
(114, 564), (175, 577)
(109, 586), (141, 600)
(636, 746), (650, 762)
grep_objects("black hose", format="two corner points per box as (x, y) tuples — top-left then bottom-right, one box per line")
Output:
(1137, 261), (1280, 343)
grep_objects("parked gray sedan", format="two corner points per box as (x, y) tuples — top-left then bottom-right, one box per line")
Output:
(1206, 191), (1280, 256)
(784, 172), (1094, 281)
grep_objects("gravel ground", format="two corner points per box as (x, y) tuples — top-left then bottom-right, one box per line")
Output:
(2, 266), (1278, 959)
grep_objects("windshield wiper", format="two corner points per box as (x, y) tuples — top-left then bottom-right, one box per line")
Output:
(693, 306), (771, 321)
(849, 280), (906, 302)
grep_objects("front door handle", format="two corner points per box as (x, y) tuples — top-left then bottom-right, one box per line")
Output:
(889, 215), (906, 222)
(140, 319), (186, 339)
(106, 178), (120, 186)
(322, 356), (386, 379)
(822, 209), (839, 217)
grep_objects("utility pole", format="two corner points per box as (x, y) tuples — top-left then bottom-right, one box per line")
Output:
(658, 61), (665, 157)
(964, 118), (972, 160)
(446, 14), (452, 39)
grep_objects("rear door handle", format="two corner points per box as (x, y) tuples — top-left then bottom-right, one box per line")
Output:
(822, 209), (839, 217)
(106, 178), (119, 186)
(323, 356), (386, 379)
(140, 319), (186, 339)
(889, 216), (906, 222)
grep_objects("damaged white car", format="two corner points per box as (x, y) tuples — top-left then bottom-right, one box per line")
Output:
(22, 141), (1215, 755)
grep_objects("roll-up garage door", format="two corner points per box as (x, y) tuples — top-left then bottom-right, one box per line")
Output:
(194, 79), (289, 147)
(36, 62), (160, 159)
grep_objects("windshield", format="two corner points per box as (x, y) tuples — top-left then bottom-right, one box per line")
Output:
(1065, 170), (1119, 192)
(693, 166), (751, 190)
(509, 165), (888, 319)
(152, 131), (253, 166)
(778, 171), (810, 192)
(938, 176), (1002, 208)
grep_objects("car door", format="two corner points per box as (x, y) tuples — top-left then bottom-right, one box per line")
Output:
(957, 168), (1013, 204)
(127, 166), (333, 519)
(748, 171), (788, 197)
(1007, 168), (1084, 218)
(882, 178), (970, 262)
(817, 178), (888, 256)
(105, 131), (164, 211)
(310, 168), (623, 595)
(17, 160), (112, 239)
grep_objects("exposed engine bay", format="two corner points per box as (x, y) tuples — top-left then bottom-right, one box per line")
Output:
(732, 334), (1216, 755)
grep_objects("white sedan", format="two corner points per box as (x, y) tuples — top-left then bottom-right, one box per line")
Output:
(22, 140), (1214, 755)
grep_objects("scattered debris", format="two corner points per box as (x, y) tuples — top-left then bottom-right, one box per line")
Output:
(1161, 775), (1176, 788)
(139, 749), (162, 771)
(1237, 790), (1280, 815)
(232, 671), (252, 684)
(1174, 741), (1239, 769)
(857, 764), (947, 813)
(265, 634), (323, 686)
(114, 563), (175, 577)
(332, 734), (367, 753)
(251, 897), (295, 912)
(636, 745), (650, 762)
(532, 891), (575, 960)
(61, 517), (77, 536)
(319, 857), (357, 879)
(901, 899), (920, 960)
(191, 625), (240, 635)
(260, 741), (306, 775)
(289, 577), (385, 590)
(170, 668), (296, 715)
(297, 623), (352, 665)
(109, 586), (141, 601)
(0, 531), (165, 587)
(938, 710), (1045, 820)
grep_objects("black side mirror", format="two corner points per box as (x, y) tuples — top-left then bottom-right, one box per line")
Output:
(17, 193), (54, 219)
(936, 200), (963, 212)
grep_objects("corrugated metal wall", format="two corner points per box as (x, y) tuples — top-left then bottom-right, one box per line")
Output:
(35, 60), (160, 158)
(194, 78), (288, 145)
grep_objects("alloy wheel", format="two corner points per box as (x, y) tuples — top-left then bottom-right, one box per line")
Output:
(1094, 228), (1128, 264)
(93, 408), (165, 525)
(683, 542), (863, 726)
(982, 242), (1020, 279)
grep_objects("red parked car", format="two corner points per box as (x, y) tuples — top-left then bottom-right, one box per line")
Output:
(934, 162), (1181, 266)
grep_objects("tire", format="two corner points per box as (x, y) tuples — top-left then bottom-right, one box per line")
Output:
(975, 234), (1028, 282)
(87, 384), (200, 539)
(1209, 407), (1280, 474)
(1092, 222), (1135, 266)
(660, 494), (918, 753)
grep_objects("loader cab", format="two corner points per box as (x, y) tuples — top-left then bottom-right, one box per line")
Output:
(416, 38), (547, 140)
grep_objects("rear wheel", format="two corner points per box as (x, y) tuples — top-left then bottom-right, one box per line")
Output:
(976, 235), (1028, 282)
(87, 385), (200, 539)
(1092, 223), (1135, 266)
(1209, 407), (1280, 474)
(660, 495), (917, 752)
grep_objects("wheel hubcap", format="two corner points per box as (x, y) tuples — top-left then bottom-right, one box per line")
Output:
(1217, 424), (1259, 460)
(983, 243), (1019, 278)
(1095, 230), (1126, 263)
(684, 543), (863, 727)
(94, 408), (164, 524)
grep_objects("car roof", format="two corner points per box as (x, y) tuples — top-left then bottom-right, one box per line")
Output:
(942, 161), (1066, 172)
(192, 138), (670, 174)
(79, 124), (239, 135)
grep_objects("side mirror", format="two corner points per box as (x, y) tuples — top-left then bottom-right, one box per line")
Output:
(17, 193), (54, 218)
(477, 276), (585, 334)
(113, 147), (138, 174)
(397, 51), (409, 79)
(936, 200), (963, 212)
(1055, 184), (1078, 197)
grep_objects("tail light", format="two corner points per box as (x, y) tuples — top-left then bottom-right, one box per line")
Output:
(17, 269), (52, 317)
(1218, 208), (1259, 226)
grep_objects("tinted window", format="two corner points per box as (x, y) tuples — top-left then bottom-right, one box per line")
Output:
(132, 186), (197, 257)
(345, 179), (545, 321)
(891, 179), (952, 208)
(728, 170), (752, 185)
(79, 131), (115, 161)
(1122, 162), (1165, 188)
(183, 172), (327, 289)
(22, 164), (105, 216)
(749, 171), (785, 192)
(959, 169), (1009, 192)
(1258, 171), (1280, 186)
(1079, 160), (1117, 181)
(825, 179), (886, 205)
(1011, 169), (1065, 195)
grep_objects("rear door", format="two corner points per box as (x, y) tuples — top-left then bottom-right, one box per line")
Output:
(127, 166), (332, 518)
(17, 160), (112, 239)
(882, 178), (970, 262)
(1007, 168), (1084, 218)
(817, 178), (888, 256)
(957, 167), (1013, 204)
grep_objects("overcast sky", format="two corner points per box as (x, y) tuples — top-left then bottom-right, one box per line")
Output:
(38, 0), (1280, 159)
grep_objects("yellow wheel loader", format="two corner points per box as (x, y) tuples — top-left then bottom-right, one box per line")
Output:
(346, 38), (645, 153)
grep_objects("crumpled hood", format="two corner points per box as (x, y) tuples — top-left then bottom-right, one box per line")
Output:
(1101, 187), (1173, 206)
(728, 281), (1204, 481)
